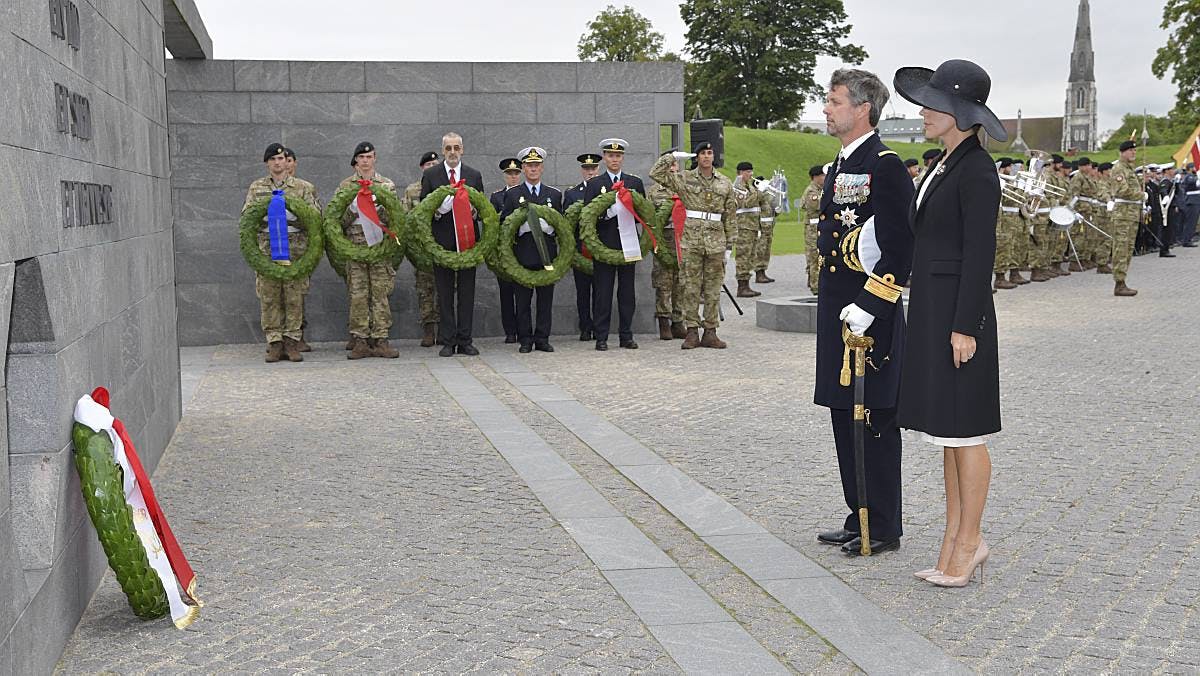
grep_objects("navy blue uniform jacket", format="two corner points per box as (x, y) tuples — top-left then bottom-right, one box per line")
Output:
(581, 173), (646, 250)
(500, 184), (564, 271)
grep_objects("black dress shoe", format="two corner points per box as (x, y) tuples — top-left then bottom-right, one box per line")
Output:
(620, 339), (638, 349)
(1161, 251), (1177, 257)
(535, 342), (554, 353)
(518, 344), (533, 353)
(817, 528), (859, 545)
(579, 330), (593, 341)
(840, 536), (901, 556)
(458, 343), (480, 356)
(505, 335), (518, 344)
(595, 340), (608, 351)
(1183, 242), (1198, 248)
(438, 345), (455, 357)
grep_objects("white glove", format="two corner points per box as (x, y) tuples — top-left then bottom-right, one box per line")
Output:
(539, 219), (554, 235)
(839, 303), (874, 336)
(672, 151), (696, 161)
(605, 205), (619, 218)
(1106, 200), (1115, 212)
(436, 195), (454, 215)
(724, 249), (732, 264)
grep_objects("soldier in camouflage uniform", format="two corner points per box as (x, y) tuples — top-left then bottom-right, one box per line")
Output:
(731, 161), (764, 298)
(337, 141), (400, 359)
(241, 143), (321, 363)
(647, 151), (685, 340)
(751, 173), (777, 285)
(1068, 157), (1102, 270)
(1002, 158), (1032, 286)
(1093, 162), (1115, 273)
(281, 146), (314, 351)
(801, 165), (825, 293)
(1109, 141), (1143, 296)
(994, 159), (1019, 290)
(402, 151), (443, 347)
(649, 141), (736, 349)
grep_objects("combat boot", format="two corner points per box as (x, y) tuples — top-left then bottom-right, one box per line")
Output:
(297, 337), (312, 352)
(1068, 260), (1083, 272)
(994, 272), (1017, 290)
(282, 337), (304, 362)
(1096, 263), (1113, 274)
(347, 337), (371, 360)
(736, 279), (761, 298)
(265, 341), (284, 363)
(1009, 270), (1029, 285)
(1114, 281), (1138, 297)
(372, 338), (399, 358)
(670, 321), (686, 339)
(658, 317), (672, 340)
(420, 322), (437, 348)
(681, 328), (700, 350)
(345, 335), (355, 350)
(755, 270), (775, 284)
(1058, 262), (1072, 275)
(700, 328), (727, 349)
(1030, 267), (1052, 282)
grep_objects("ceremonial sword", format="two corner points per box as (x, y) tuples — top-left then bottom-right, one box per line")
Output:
(841, 323), (875, 556)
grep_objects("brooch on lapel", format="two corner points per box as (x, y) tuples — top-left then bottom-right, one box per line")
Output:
(834, 207), (858, 226)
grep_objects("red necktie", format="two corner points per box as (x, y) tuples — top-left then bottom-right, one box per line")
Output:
(449, 168), (456, 183)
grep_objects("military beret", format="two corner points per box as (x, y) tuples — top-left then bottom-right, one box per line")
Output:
(756, 175), (765, 181)
(998, 157), (1013, 164)
(577, 153), (602, 166)
(419, 151), (440, 166)
(1119, 140), (1137, 152)
(693, 141), (713, 153)
(262, 142), (286, 162)
(1098, 162), (1113, 171)
(519, 146), (547, 164)
(1051, 154), (1065, 164)
(351, 141), (375, 166)
(282, 147), (296, 159)
(1070, 161), (1080, 170)
(1077, 157), (1092, 167)
(809, 165), (825, 178)
(599, 138), (627, 153)
(998, 158), (1013, 169)
(904, 158), (919, 167)
(922, 148), (941, 161)
(736, 161), (753, 172)
(499, 157), (522, 172)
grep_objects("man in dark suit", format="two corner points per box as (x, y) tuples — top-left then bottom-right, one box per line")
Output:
(1179, 163), (1199, 247)
(565, 153), (601, 341)
(491, 158), (523, 343)
(500, 147), (563, 353)
(419, 131), (485, 356)
(814, 69), (915, 555)
(581, 139), (645, 351)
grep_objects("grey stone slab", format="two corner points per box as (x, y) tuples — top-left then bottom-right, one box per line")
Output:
(7, 448), (70, 570)
(535, 399), (667, 466)
(163, 0), (212, 59)
(366, 62), (473, 92)
(0, 635), (10, 676)
(0, 510), (31, 637)
(169, 157), (240, 189)
(655, 92), (685, 123)
(577, 62), (684, 93)
(756, 296), (819, 333)
(498, 450), (580, 483)
(169, 123), (283, 156)
(166, 92), (251, 124)
(558, 517), (675, 571)
(526, 478), (620, 519)
(277, 124), (394, 158)
(349, 93), (438, 124)
(167, 59), (233, 91)
(251, 93), (349, 124)
(473, 62), (578, 92)
(761, 577), (969, 675)
(702, 534), (831, 581)
(620, 465), (767, 537)
(602, 568), (729, 626)
(596, 93), (655, 124)
(536, 94), (596, 124)
(438, 93), (536, 124)
(0, 262), (14, 381)
(516, 383), (575, 402)
(173, 188), (245, 222)
(234, 60), (290, 91)
(290, 61), (366, 92)
(647, 622), (789, 676)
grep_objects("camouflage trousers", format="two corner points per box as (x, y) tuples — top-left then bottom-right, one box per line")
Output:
(415, 268), (439, 325)
(1109, 206), (1139, 283)
(1030, 219), (1056, 268)
(1008, 214), (1030, 270)
(805, 217), (820, 292)
(733, 220), (759, 281)
(652, 254), (683, 322)
(753, 217), (774, 271)
(680, 247), (725, 330)
(1089, 211), (1113, 265)
(994, 212), (1015, 273)
(346, 259), (396, 339)
(255, 231), (309, 344)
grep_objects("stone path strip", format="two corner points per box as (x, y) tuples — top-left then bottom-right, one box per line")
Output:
(427, 360), (789, 674)
(480, 352), (968, 676)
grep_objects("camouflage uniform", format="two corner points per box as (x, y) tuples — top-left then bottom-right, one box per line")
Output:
(403, 181), (440, 326)
(994, 201), (1016, 274)
(1069, 170), (1102, 267)
(731, 178), (763, 282)
(648, 182), (683, 324)
(337, 173), (398, 339)
(1092, 172), (1114, 267)
(800, 181), (823, 292)
(751, 187), (776, 275)
(649, 153), (736, 331)
(1108, 158), (1143, 283)
(241, 175), (320, 344)
(1039, 171), (1068, 269)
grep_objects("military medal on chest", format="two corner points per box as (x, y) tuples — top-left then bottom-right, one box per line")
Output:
(835, 206), (858, 227)
(833, 172), (871, 204)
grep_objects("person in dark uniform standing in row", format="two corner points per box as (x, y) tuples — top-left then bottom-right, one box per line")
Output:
(420, 131), (485, 357)
(813, 69), (914, 556)
(583, 139), (645, 351)
(500, 147), (563, 353)
(491, 158), (523, 343)
(565, 153), (601, 341)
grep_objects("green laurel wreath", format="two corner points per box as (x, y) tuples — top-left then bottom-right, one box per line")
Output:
(409, 185), (499, 270)
(578, 190), (656, 266)
(238, 195), (325, 281)
(564, 201), (593, 276)
(652, 200), (680, 270)
(494, 204), (576, 288)
(322, 183), (406, 276)
(71, 422), (169, 620)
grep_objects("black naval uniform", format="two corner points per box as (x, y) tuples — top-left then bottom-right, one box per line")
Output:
(564, 181), (594, 338)
(490, 186), (520, 340)
(420, 162), (485, 351)
(814, 131), (914, 548)
(501, 183), (564, 348)
(582, 172), (645, 346)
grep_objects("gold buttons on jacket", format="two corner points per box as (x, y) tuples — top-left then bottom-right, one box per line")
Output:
(832, 231), (839, 239)
(829, 265), (837, 272)
(830, 249), (838, 257)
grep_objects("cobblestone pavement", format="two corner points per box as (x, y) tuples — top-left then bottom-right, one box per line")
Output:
(58, 250), (1198, 673)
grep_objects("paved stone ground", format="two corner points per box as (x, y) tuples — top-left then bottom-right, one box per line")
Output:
(57, 249), (1198, 673)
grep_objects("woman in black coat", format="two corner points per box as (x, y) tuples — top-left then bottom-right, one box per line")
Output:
(893, 60), (1004, 588)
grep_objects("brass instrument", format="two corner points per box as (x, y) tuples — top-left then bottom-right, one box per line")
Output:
(999, 150), (1068, 219)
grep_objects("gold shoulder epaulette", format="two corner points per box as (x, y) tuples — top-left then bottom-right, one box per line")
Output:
(878, 150), (898, 158)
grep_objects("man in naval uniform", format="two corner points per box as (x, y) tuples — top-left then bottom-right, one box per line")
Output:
(490, 157), (524, 343)
(565, 153), (601, 341)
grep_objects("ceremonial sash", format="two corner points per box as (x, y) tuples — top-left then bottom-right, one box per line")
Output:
(611, 181), (656, 262)
(74, 388), (202, 629)
(670, 194), (686, 264)
(451, 179), (476, 252)
(352, 179), (391, 246)
(267, 189), (290, 264)
(524, 199), (554, 270)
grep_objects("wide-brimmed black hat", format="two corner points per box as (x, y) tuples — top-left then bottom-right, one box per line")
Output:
(894, 59), (1007, 142)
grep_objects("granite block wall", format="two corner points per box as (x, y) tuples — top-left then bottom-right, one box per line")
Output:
(168, 60), (685, 345)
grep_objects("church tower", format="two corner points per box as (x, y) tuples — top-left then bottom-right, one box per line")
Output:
(1063, 0), (1098, 152)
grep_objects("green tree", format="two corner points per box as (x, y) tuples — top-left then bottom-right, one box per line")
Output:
(1101, 112), (1199, 150)
(577, 5), (665, 62)
(1152, 0), (1200, 120)
(680, 0), (865, 129)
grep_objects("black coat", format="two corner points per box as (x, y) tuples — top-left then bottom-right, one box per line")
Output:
(419, 162), (485, 252)
(582, 172), (646, 250)
(897, 135), (1001, 438)
(814, 132), (914, 410)
(500, 183), (563, 271)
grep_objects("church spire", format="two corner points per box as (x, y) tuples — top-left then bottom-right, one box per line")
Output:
(1062, 0), (1098, 152)
(1069, 0), (1095, 83)
(1010, 109), (1029, 154)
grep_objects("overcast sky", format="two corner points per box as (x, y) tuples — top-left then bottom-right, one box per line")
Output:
(192, 0), (1176, 137)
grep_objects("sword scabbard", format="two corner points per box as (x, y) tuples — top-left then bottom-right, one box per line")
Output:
(859, 508), (871, 556)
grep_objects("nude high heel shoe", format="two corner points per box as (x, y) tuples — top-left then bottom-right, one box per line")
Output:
(928, 541), (989, 588)
(913, 568), (942, 580)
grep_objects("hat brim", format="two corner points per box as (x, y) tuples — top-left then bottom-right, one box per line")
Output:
(893, 67), (1008, 142)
